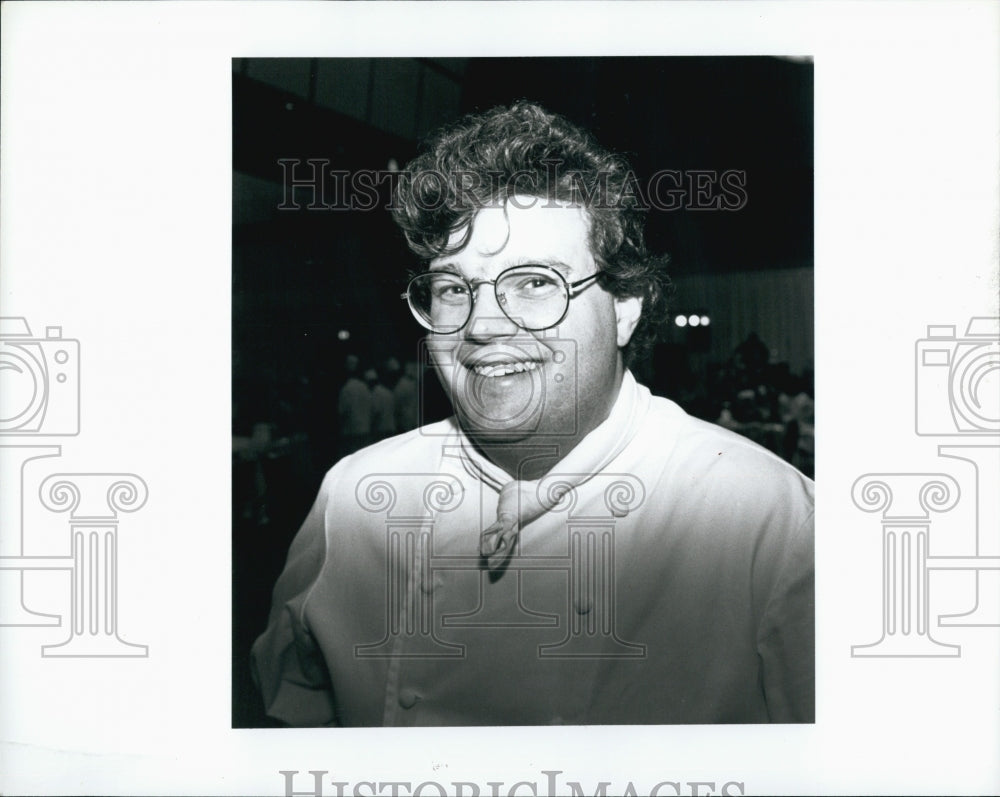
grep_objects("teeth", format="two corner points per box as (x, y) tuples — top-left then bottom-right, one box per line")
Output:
(472, 360), (539, 378)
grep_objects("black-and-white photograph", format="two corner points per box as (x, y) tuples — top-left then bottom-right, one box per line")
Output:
(232, 56), (815, 728)
(4, 2), (998, 793)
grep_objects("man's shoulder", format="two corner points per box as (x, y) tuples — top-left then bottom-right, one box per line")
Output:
(340, 378), (369, 397)
(314, 419), (464, 519)
(393, 376), (416, 394)
(641, 393), (813, 500)
(324, 418), (457, 480)
(627, 395), (814, 550)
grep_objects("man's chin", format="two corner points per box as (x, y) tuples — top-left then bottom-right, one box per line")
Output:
(455, 413), (537, 444)
(449, 378), (544, 433)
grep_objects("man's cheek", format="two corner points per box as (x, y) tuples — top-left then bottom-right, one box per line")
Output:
(431, 362), (455, 397)
(423, 345), (456, 396)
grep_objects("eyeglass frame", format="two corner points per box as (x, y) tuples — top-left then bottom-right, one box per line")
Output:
(401, 263), (607, 334)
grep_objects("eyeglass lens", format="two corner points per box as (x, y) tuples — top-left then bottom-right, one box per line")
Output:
(407, 266), (569, 333)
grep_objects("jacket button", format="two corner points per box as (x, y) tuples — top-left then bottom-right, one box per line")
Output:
(398, 688), (420, 709)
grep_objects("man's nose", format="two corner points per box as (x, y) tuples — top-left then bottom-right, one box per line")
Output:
(465, 284), (520, 340)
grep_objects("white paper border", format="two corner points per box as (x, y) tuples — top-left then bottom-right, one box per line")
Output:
(1, 2), (998, 795)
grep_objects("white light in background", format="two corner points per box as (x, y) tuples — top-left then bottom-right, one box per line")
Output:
(675, 315), (687, 328)
(688, 314), (700, 327)
(700, 315), (711, 326)
(337, 329), (350, 341)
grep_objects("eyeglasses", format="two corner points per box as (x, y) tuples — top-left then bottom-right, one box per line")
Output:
(402, 264), (604, 334)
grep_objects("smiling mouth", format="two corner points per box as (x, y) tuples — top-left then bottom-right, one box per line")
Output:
(470, 360), (540, 378)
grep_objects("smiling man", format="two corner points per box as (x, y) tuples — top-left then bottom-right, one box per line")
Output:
(251, 101), (815, 726)
(417, 201), (638, 465)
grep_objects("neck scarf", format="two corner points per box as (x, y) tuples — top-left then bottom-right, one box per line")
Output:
(457, 370), (650, 574)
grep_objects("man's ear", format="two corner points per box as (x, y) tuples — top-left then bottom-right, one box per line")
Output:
(614, 295), (643, 348)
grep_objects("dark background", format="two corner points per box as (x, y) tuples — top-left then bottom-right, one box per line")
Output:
(232, 56), (813, 726)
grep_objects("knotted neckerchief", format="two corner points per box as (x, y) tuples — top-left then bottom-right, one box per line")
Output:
(458, 370), (650, 575)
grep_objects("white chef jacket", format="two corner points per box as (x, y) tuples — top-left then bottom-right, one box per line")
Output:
(251, 375), (815, 726)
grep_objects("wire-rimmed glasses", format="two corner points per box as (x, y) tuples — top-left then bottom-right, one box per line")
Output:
(401, 264), (604, 334)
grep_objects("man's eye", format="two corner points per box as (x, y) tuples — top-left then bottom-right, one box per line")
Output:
(432, 281), (469, 299)
(512, 275), (560, 294)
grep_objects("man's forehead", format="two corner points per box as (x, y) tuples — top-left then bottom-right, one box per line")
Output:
(434, 198), (593, 271)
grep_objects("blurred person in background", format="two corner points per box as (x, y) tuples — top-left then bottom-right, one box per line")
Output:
(337, 354), (371, 457)
(393, 360), (420, 433)
(368, 364), (397, 442)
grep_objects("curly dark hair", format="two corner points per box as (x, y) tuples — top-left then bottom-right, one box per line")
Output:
(391, 100), (672, 367)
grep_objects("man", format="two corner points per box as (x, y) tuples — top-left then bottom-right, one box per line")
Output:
(392, 360), (420, 433)
(336, 354), (371, 457)
(366, 365), (397, 442)
(252, 101), (814, 726)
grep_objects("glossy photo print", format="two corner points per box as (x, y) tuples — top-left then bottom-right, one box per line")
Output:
(3, 3), (997, 794)
(232, 56), (816, 728)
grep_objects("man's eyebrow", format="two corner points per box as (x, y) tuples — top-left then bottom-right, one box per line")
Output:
(513, 258), (573, 274)
(427, 258), (575, 275)
(427, 262), (462, 274)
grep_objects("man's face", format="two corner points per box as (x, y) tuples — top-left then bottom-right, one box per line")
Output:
(426, 198), (641, 462)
